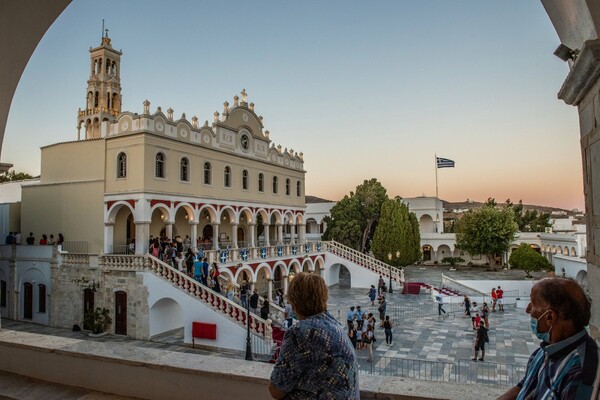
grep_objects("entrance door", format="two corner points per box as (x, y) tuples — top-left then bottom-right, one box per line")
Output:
(83, 289), (95, 330)
(23, 282), (33, 319)
(115, 291), (127, 335)
(422, 245), (432, 261)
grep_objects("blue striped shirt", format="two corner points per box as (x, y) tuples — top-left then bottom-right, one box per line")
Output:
(517, 330), (599, 399)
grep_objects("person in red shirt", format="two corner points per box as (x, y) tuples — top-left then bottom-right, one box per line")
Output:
(491, 288), (497, 312)
(496, 286), (504, 312)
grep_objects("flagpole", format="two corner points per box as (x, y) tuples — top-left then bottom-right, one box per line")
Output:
(435, 154), (439, 199)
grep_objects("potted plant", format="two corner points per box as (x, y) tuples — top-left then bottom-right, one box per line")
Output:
(84, 307), (112, 336)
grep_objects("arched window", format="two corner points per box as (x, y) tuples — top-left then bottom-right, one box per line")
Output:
(273, 176), (278, 194)
(296, 180), (301, 197)
(285, 178), (290, 196)
(117, 152), (127, 178)
(258, 173), (264, 192)
(155, 153), (165, 178)
(203, 162), (212, 185)
(180, 158), (189, 181)
(242, 170), (249, 190)
(224, 166), (231, 187)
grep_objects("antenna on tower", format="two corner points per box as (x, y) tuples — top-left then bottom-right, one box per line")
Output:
(101, 19), (105, 40)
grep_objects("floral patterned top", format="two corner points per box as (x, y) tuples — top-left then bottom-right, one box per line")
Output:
(270, 311), (359, 399)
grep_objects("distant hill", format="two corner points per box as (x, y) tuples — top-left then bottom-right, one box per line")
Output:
(305, 195), (334, 204)
(442, 199), (576, 216)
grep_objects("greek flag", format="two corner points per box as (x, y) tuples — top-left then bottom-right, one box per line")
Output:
(436, 157), (455, 168)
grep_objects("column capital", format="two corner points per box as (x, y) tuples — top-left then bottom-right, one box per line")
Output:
(211, 221), (220, 226)
(188, 221), (199, 225)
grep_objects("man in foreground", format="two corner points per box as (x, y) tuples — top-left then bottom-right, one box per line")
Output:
(497, 277), (599, 400)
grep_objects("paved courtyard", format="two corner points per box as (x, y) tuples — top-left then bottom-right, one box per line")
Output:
(330, 265), (542, 365)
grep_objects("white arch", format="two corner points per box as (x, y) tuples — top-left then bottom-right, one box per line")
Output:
(150, 203), (172, 222)
(255, 264), (272, 281)
(234, 265), (255, 282)
(198, 204), (217, 222)
(219, 205), (236, 222)
(302, 257), (314, 272)
(288, 259), (301, 275)
(106, 201), (135, 223)
(270, 210), (283, 225)
(148, 297), (184, 337)
(173, 202), (196, 222)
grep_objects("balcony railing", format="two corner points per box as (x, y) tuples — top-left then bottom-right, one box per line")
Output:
(358, 356), (524, 387)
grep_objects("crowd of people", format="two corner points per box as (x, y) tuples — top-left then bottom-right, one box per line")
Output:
(5, 231), (64, 246)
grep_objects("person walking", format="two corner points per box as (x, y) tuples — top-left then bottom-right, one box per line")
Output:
(377, 275), (384, 295)
(368, 285), (377, 306)
(491, 287), (498, 312)
(260, 299), (270, 320)
(383, 315), (393, 345)
(462, 295), (471, 317)
(378, 296), (387, 324)
(471, 320), (488, 361)
(249, 289), (260, 314)
(436, 292), (446, 317)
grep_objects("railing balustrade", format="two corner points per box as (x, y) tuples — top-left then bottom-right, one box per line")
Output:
(144, 254), (270, 337)
(327, 241), (404, 284)
(61, 241), (89, 254)
(358, 356), (524, 387)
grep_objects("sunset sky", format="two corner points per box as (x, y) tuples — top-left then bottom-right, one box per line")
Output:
(3, 1), (584, 210)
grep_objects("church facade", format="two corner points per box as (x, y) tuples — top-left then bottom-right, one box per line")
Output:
(21, 33), (308, 256)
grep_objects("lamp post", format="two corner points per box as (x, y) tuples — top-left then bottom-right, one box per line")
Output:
(245, 303), (253, 360)
(387, 253), (394, 294)
(245, 289), (253, 361)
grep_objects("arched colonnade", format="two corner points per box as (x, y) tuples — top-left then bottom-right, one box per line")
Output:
(104, 198), (306, 255)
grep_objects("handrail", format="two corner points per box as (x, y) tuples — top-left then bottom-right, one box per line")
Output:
(101, 254), (270, 337)
(326, 241), (405, 283)
(218, 275), (286, 326)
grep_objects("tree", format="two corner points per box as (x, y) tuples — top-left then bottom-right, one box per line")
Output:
(504, 199), (551, 232)
(322, 178), (388, 252)
(455, 204), (518, 269)
(370, 198), (421, 267)
(509, 243), (552, 277)
(321, 195), (363, 249)
(0, 169), (34, 183)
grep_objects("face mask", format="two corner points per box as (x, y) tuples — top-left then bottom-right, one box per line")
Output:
(530, 309), (551, 342)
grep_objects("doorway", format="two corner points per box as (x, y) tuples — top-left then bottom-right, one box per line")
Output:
(115, 291), (127, 335)
(23, 282), (33, 319)
(83, 288), (95, 330)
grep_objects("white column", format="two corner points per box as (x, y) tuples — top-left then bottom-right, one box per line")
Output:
(290, 224), (296, 245)
(298, 224), (306, 245)
(263, 224), (270, 247)
(231, 223), (239, 248)
(277, 224), (283, 245)
(103, 223), (114, 254)
(268, 279), (273, 302)
(212, 223), (220, 250)
(134, 222), (150, 255)
(249, 223), (256, 248)
(283, 275), (289, 295)
(166, 223), (173, 241)
(190, 222), (198, 251)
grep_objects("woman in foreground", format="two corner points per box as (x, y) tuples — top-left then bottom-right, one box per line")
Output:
(269, 272), (359, 399)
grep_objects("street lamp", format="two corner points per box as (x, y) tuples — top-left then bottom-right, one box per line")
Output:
(245, 294), (253, 361)
(387, 253), (394, 294)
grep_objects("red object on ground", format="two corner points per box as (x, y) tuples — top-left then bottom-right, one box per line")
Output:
(192, 321), (217, 347)
(402, 282), (421, 295)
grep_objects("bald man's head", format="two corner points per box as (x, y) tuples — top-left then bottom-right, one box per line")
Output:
(535, 277), (590, 330)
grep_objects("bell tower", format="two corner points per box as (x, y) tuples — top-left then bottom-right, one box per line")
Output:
(77, 27), (123, 140)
